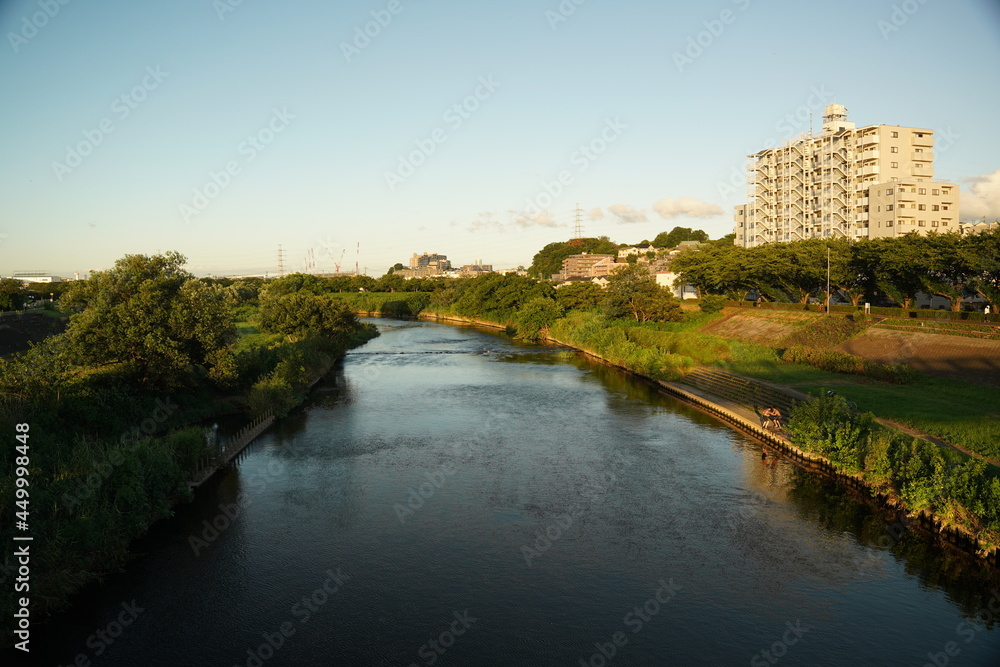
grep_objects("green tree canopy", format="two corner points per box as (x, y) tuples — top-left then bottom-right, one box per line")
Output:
(60, 251), (236, 388)
(603, 264), (683, 322)
(256, 291), (358, 342)
(651, 227), (709, 249)
(555, 281), (604, 311)
(0, 278), (26, 311)
(528, 237), (618, 279)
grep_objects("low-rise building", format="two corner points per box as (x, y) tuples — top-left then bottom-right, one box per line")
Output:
(550, 253), (617, 281)
(11, 271), (64, 284)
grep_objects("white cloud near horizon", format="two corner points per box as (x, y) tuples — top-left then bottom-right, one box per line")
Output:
(962, 169), (1000, 219)
(652, 197), (724, 219)
(607, 204), (648, 224)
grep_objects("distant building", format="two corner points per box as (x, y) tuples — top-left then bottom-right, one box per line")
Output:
(550, 253), (617, 282)
(735, 104), (959, 247)
(11, 271), (64, 284)
(654, 272), (699, 299)
(617, 243), (654, 258)
(458, 262), (493, 277)
(958, 220), (999, 236)
(410, 253), (451, 271)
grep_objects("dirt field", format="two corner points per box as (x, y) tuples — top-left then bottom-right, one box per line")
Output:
(839, 328), (1000, 386)
(0, 311), (68, 356)
(700, 309), (817, 343)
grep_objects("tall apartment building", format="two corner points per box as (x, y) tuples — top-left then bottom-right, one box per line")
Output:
(734, 104), (959, 247)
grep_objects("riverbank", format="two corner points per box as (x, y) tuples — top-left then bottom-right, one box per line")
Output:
(0, 322), (379, 643)
(411, 309), (1000, 567)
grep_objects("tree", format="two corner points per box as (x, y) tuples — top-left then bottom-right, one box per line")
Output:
(60, 252), (237, 388)
(528, 237), (618, 278)
(967, 228), (1000, 311)
(453, 273), (555, 317)
(555, 281), (603, 311)
(514, 297), (564, 341)
(603, 264), (683, 322)
(652, 227), (709, 249)
(0, 278), (26, 311)
(256, 292), (357, 342)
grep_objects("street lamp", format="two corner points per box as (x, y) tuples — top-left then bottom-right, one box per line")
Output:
(825, 247), (831, 316)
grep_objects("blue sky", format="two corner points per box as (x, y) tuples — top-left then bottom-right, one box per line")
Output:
(2, 0), (999, 277)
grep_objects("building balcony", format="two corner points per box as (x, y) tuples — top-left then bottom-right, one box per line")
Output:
(911, 152), (934, 162)
(858, 134), (880, 146)
(911, 134), (934, 147)
(855, 213), (869, 222)
(860, 166), (880, 176)
(911, 166), (934, 177)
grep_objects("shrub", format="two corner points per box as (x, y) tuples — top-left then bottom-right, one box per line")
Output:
(700, 294), (727, 314)
(780, 346), (916, 384)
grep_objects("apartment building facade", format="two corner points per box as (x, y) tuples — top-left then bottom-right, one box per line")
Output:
(734, 104), (959, 247)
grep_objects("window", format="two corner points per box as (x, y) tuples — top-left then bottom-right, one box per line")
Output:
(919, 188), (926, 195)
(891, 131), (899, 138)
(943, 187), (952, 194)
(932, 189), (940, 195)
(942, 221), (948, 226)
(877, 206), (881, 212)
(932, 221), (939, 227)
(891, 162), (898, 168)
(918, 204), (926, 211)
(943, 205), (949, 210)
(887, 204), (894, 211)
(891, 147), (898, 153)
(887, 221), (893, 227)
(919, 221), (926, 227)
(932, 205), (939, 211)
(886, 188), (893, 195)
(915, 148), (923, 153)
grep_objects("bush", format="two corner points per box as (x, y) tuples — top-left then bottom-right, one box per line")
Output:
(514, 297), (564, 341)
(700, 295), (727, 314)
(780, 346), (917, 384)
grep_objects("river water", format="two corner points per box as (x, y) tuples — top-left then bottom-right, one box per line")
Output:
(29, 319), (1000, 666)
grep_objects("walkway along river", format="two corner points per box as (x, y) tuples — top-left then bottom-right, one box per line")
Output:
(23, 319), (1000, 666)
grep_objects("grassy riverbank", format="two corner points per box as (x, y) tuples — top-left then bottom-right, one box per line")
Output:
(0, 260), (381, 642)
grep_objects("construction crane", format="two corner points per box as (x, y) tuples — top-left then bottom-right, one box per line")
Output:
(321, 246), (346, 274)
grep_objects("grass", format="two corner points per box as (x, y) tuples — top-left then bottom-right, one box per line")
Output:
(796, 376), (1000, 461)
(695, 318), (1000, 460)
(236, 321), (260, 336)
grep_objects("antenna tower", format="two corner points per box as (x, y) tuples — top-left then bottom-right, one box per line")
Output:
(277, 244), (285, 277)
(573, 203), (584, 239)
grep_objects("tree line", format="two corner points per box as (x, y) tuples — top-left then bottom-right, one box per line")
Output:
(668, 231), (1000, 311)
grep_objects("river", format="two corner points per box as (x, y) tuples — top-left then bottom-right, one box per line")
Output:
(28, 319), (1000, 666)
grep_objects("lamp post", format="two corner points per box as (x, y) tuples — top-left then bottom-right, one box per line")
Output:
(825, 247), (830, 316)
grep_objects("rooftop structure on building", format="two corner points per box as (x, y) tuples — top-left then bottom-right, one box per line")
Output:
(11, 271), (64, 284)
(734, 104), (959, 247)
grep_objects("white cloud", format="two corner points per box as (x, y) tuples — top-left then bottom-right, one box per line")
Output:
(607, 204), (648, 224)
(962, 169), (1000, 219)
(466, 209), (563, 232)
(587, 207), (605, 220)
(509, 209), (561, 228)
(652, 197), (724, 219)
